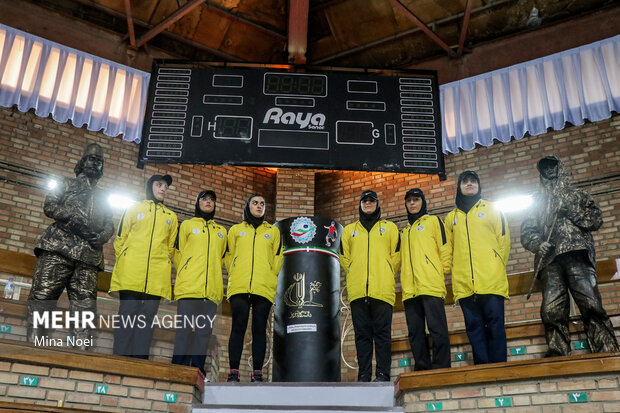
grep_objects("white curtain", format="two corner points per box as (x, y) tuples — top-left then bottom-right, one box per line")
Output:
(0, 24), (150, 143)
(440, 35), (620, 154)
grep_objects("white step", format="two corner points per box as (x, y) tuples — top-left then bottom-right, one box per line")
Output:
(201, 382), (397, 408)
(192, 406), (404, 413)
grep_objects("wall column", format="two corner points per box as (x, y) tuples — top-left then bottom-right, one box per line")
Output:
(274, 168), (315, 221)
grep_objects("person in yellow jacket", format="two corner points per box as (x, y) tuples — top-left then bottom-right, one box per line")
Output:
(171, 189), (227, 375)
(444, 171), (510, 365)
(110, 174), (178, 359)
(339, 190), (400, 382)
(400, 188), (452, 370)
(225, 194), (283, 382)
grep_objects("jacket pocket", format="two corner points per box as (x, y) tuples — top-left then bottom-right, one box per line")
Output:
(232, 256), (238, 268)
(425, 254), (440, 275)
(492, 249), (506, 266)
(179, 257), (192, 273)
(386, 259), (394, 275)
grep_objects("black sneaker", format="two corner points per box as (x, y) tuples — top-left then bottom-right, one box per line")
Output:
(358, 375), (371, 382)
(251, 370), (263, 382)
(373, 373), (390, 382)
(227, 369), (240, 382)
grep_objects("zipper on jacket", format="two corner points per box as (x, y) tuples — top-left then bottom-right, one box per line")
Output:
(204, 222), (211, 297)
(465, 213), (475, 289)
(366, 225), (370, 297)
(493, 248), (505, 266)
(407, 225), (414, 281)
(425, 254), (440, 275)
(144, 203), (158, 293)
(249, 226), (258, 293)
(120, 247), (129, 257)
(181, 257), (192, 271)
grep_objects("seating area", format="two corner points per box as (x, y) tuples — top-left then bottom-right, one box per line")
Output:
(1, 248), (619, 411)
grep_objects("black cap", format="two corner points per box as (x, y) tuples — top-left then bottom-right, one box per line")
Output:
(405, 188), (424, 200)
(150, 174), (172, 186)
(360, 190), (379, 202)
(197, 189), (216, 202)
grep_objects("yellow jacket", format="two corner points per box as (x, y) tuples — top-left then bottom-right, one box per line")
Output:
(339, 220), (400, 306)
(444, 200), (510, 302)
(400, 215), (451, 301)
(110, 200), (178, 300)
(173, 218), (227, 302)
(225, 221), (283, 303)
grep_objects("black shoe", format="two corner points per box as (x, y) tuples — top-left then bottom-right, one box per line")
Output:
(227, 369), (240, 382)
(373, 373), (390, 382)
(358, 375), (371, 382)
(251, 370), (263, 382)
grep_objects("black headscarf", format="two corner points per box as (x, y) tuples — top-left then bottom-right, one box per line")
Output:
(195, 189), (216, 222)
(405, 188), (427, 224)
(145, 174), (172, 204)
(359, 190), (381, 232)
(455, 170), (482, 213)
(243, 194), (265, 228)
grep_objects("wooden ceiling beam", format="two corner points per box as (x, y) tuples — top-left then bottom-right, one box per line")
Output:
(457, 0), (473, 57)
(313, 0), (516, 64)
(288, 0), (309, 64)
(124, 0), (136, 47)
(136, 0), (205, 48)
(386, 0), (455, 57)
(203, 2), (287, 40)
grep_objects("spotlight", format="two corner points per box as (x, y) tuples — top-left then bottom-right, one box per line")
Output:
(47, 179), (58, 190)
(108, 194), (136, 210)
(495, 194), (534, 213)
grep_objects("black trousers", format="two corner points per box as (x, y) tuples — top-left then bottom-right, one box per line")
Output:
(404, 295), (451, 370)
(171, 298), (218, 375)
(112, 290), (160, 359)
(228, 293), (272, 371)
(459, 293), (507, 364)
(350, 297), (393, 380)
(541, 251), (619, 356)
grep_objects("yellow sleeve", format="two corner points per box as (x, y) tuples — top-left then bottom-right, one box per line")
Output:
(436, 216), (452, 274)
(443, 210), (455, 272)
(173, 220), (188, 270)
(339, 226), (351, 274)
(224, 226), (237, 272)
(389, 222), (401, 274)
(168, 212), (179, 262)
(495, 207), (510, 267)
(272, 227), (283, 276)
(113, 204), (136, 257)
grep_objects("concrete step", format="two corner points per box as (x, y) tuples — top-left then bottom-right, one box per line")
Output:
(192, 406), (404, 413)
(202, 382), (397, 408)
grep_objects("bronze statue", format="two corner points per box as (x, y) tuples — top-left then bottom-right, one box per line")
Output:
(27, 143), (114, 349)
(521, 155), (618, 356)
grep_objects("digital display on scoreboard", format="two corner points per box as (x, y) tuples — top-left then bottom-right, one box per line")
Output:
(139, 62), (444, 175)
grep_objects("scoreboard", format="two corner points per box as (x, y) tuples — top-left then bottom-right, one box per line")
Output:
(138, 62), (444, 175)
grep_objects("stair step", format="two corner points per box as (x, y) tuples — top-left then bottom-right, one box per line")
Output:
(192, 406), (404, 413)
(202, 382), (397, 408)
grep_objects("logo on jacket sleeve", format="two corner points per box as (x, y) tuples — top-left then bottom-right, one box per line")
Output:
(192, 228), (200, 234)
(137, 213), (145, 220)
(166, 219), (172, 226)
(379, 227), (386, 234)
(477, 212), (486, 218)
(290, 217), (316, 244)
(417, 225), (424, 231)
(240, 231), (246, 236)
(217, 232), (224, 239)
(264, 233), (271, 240)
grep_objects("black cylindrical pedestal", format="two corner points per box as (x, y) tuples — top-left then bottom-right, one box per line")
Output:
(273, 216), (343, 382)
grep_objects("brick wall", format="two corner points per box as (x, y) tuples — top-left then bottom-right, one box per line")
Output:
(0, 106), (618, 384)
(397, 373), (620, 412)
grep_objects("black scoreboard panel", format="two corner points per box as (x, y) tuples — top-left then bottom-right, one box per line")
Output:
(139, 63), (444, 175)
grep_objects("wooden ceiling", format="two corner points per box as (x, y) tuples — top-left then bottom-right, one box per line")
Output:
(2, 0), (620, 82)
